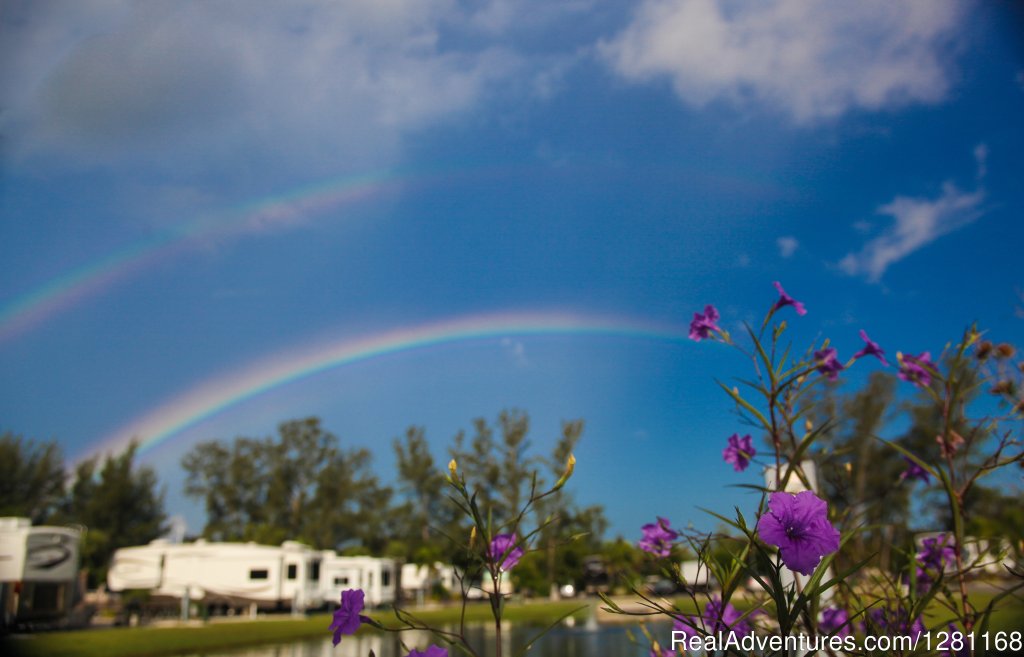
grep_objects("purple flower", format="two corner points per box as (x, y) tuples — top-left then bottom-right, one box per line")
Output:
(899, 456), (930, 484)
(689, 305), (721, 341)
(673, 615), (699, 639)
(703, 597), (754, 639)
(814, 347), (844, 381)
(330, 589), (368, 646)
(915, 534), (956, 590)
(853, 330), (890, 366)
(757, 490), (840, 576)
(722, 433), (755, 472)
(819, 607), (851, 638)
(407, 646), (448, 657)
(488, 534), (524, 571)
(772, 281), (807, 316)
(864, 606), (925, 640)
(898, 351), (933, 387)
(638, 517), (678, 557)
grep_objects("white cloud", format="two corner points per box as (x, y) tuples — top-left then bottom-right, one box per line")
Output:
(600, 0), (963, 122)
(0, 1), (525, 174)
(839, 182), (984, 282)
(776, 236), (798, 258)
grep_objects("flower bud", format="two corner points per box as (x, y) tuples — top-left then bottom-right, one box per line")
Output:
(991, 380), (1014, 395)
(804, 418), (813, 433)
(469, 525), (477, 549)
(976, 340), (993, 360)
(552, 453), (576, 491)
(448, 458), (458, 479)
(996, 343), (1016, 359)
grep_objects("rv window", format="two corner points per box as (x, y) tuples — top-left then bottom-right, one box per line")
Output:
(382, 569), (390, 587)
(287, 564), (298, 580)
(310, 560), (321, 581)
(334, 576), (349, 586)
(250, 569), (269, 580)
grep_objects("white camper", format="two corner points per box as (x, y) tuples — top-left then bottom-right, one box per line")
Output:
(107, 539), (320, 611)
(400, 562), (457, 599)
(0, 517), (82, 628)
(319, 552), (397, 607)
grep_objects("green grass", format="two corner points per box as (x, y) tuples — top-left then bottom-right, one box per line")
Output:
(1, 600), (593, 657)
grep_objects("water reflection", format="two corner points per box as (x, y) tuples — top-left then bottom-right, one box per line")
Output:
(183, 622), (652, 657)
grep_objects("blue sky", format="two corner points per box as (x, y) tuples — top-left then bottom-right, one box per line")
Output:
(1, 1), (1022, 540)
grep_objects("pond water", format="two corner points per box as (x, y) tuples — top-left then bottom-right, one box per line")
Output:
(182, 621), (659, 657)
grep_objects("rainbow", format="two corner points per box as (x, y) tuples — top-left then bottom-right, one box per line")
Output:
(0, 166), (467, 343)
(87, 311), (687, 461)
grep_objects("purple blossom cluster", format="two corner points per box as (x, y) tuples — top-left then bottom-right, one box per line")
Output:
(863, 606), (925, 641)
(638, 516), (678, 557)
(819, 606), (851, 638)
(914, 533), (956, 590)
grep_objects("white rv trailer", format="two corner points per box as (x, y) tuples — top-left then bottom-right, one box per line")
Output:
(107, 539), (320, 611)
(400, 562), (457, 598)
(0, 517), (82, 628)
(319, 552), (397, 607)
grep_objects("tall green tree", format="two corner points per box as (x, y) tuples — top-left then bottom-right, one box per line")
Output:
(182, 417), (392, 550)
(816, 372), (911, 567)
(0, 432), (65, 523)
(448, 409), (538, 528)
(392, 426), (457, 562)
(60, 442), (166, 587)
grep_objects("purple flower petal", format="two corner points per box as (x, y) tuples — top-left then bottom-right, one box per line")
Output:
(899, 456), (930, 484)
(898, 351), (933, 387)
(638, 516), (678, 557)
(814, 347), (844, 381)
(757, 491), (840, 576)
(853, 329), (889, 366)
(488, 534), (524, 571)
(722, 433), (755, 472)
(407, 646), (449, 657)
(329, 588), (366, 645)
(773, 281), (807, 316)
(689, 305), (721, 341)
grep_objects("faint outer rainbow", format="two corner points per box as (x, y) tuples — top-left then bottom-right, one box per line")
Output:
(88, 311), (687, 461)
(0, 167), (439, 343)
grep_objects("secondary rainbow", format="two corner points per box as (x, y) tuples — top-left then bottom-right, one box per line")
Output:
(0, 167), (433, 342)
(88, 311), (687, 461)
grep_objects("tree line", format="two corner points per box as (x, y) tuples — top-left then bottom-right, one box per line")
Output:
(4, 374), (1020, 592)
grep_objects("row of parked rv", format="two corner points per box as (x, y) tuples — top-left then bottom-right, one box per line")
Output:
(2, 516), (476, 628)
(107, 538), (411, 610)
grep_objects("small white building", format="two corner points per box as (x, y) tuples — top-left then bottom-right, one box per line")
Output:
(108, 539), (321, 611)
(0, 517), (82, 628)
(319, 552), (397, 607)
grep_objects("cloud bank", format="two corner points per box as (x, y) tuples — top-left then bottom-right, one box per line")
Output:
(0, 1), (527, 174)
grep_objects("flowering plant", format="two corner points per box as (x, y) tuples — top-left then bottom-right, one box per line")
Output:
(331, 448), (579, 657)
(608, 282), (1024, 656)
